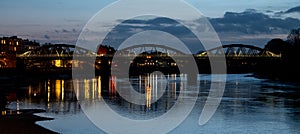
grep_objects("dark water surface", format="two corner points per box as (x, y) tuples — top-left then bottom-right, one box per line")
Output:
(1, 74), (299, 133)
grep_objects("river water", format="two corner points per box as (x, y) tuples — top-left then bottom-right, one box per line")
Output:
(2, 74), (300, 134)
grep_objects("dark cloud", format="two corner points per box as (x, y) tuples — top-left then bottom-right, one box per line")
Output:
(62, 29), (70, 33)
(285, 6), (300, 13)
(210, 9), (300, 34)
(112, 10), (300, 38)
(44, 35), (50, 39)
(100, 10), (300, 51)
(72, 28), (77, 33)
(118, 17), (189, 36)
(103, 17), (203, 53)
(54, 29), (78, 33)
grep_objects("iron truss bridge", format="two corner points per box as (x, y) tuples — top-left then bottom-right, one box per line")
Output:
(15, 44), (281, 74)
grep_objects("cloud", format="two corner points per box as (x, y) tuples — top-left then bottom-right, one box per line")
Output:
(53, 28), (78, 34)
(62, 29), (69, 33)
(72, 28), (77, 33)
(112, 10), (299, 39)
(44, 35), (50, 39)
(100, 11), (300, 51)
(102, 17), (204, 53)
(274, 6), (300, 20)
(210, 9), (300, 34)
(285, 6), (300, 14)
(117, 17), (193, 35)
(206, 9), (300, 47)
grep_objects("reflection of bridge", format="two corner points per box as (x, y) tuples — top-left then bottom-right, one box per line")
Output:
(16, 44), (281, 74)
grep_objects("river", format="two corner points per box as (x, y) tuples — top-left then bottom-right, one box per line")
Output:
(1, 74), (300, 134)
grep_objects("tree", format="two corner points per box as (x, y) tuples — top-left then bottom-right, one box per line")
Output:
(286, 28), (300, 75)
(264, 38), (291, 55)
(287, 28), (300, 46)
(286, 28), (300, 59)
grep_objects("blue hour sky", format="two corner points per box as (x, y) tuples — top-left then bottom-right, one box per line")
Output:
(0, 0), (299, 47)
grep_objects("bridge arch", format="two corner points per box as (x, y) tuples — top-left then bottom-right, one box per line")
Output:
(197, 44), (280, 57)
(16, 44), (97, 71)
(115, 44), (186, 57)
(18, 44), (96, 57)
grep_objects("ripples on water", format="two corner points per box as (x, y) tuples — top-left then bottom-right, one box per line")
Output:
(1, 74), (299, 133)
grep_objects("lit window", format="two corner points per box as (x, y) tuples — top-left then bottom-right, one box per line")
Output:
(14, 47), (17, 51)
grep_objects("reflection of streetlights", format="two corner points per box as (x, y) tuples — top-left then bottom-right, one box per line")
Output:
(84, 79), (90, 99)
(62, 80), (64, 101)
(109, 76), (116, 95)
(146, 84), (152, 110)
(55, 80), (62, 101)
(97, 76), (102, 100)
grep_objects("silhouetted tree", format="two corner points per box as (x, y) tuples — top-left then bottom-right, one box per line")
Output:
(264, 38), (291, 56)
(287, 28), (300, 47)
(259, 28), (300, 82)
(286, 28), (300, 58)
(285, 28), (300, 77)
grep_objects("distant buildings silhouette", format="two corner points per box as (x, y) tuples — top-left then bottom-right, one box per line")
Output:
(0, 36), (39, 68)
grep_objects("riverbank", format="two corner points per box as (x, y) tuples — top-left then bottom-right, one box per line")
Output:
(0, 109), (59, 134)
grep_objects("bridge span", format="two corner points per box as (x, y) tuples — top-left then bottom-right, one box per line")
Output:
(15, 44), (281, 75)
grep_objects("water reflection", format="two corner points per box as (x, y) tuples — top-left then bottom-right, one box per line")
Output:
(77, 74), (182, 119)
(146, 84), (152, 110)
(1, 74), (300, 133)
(126, 74), (180, 111)
(12, 73), (181, 117)
(24, 79), (79, 114)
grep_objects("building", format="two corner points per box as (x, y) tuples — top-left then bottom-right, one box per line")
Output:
(97, 45), (116, 55)
(0, 36), (23, 53)
(0, 36), (40, 68)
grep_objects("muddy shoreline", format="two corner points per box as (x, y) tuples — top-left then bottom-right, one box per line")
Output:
(0, 109), (59, 134)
